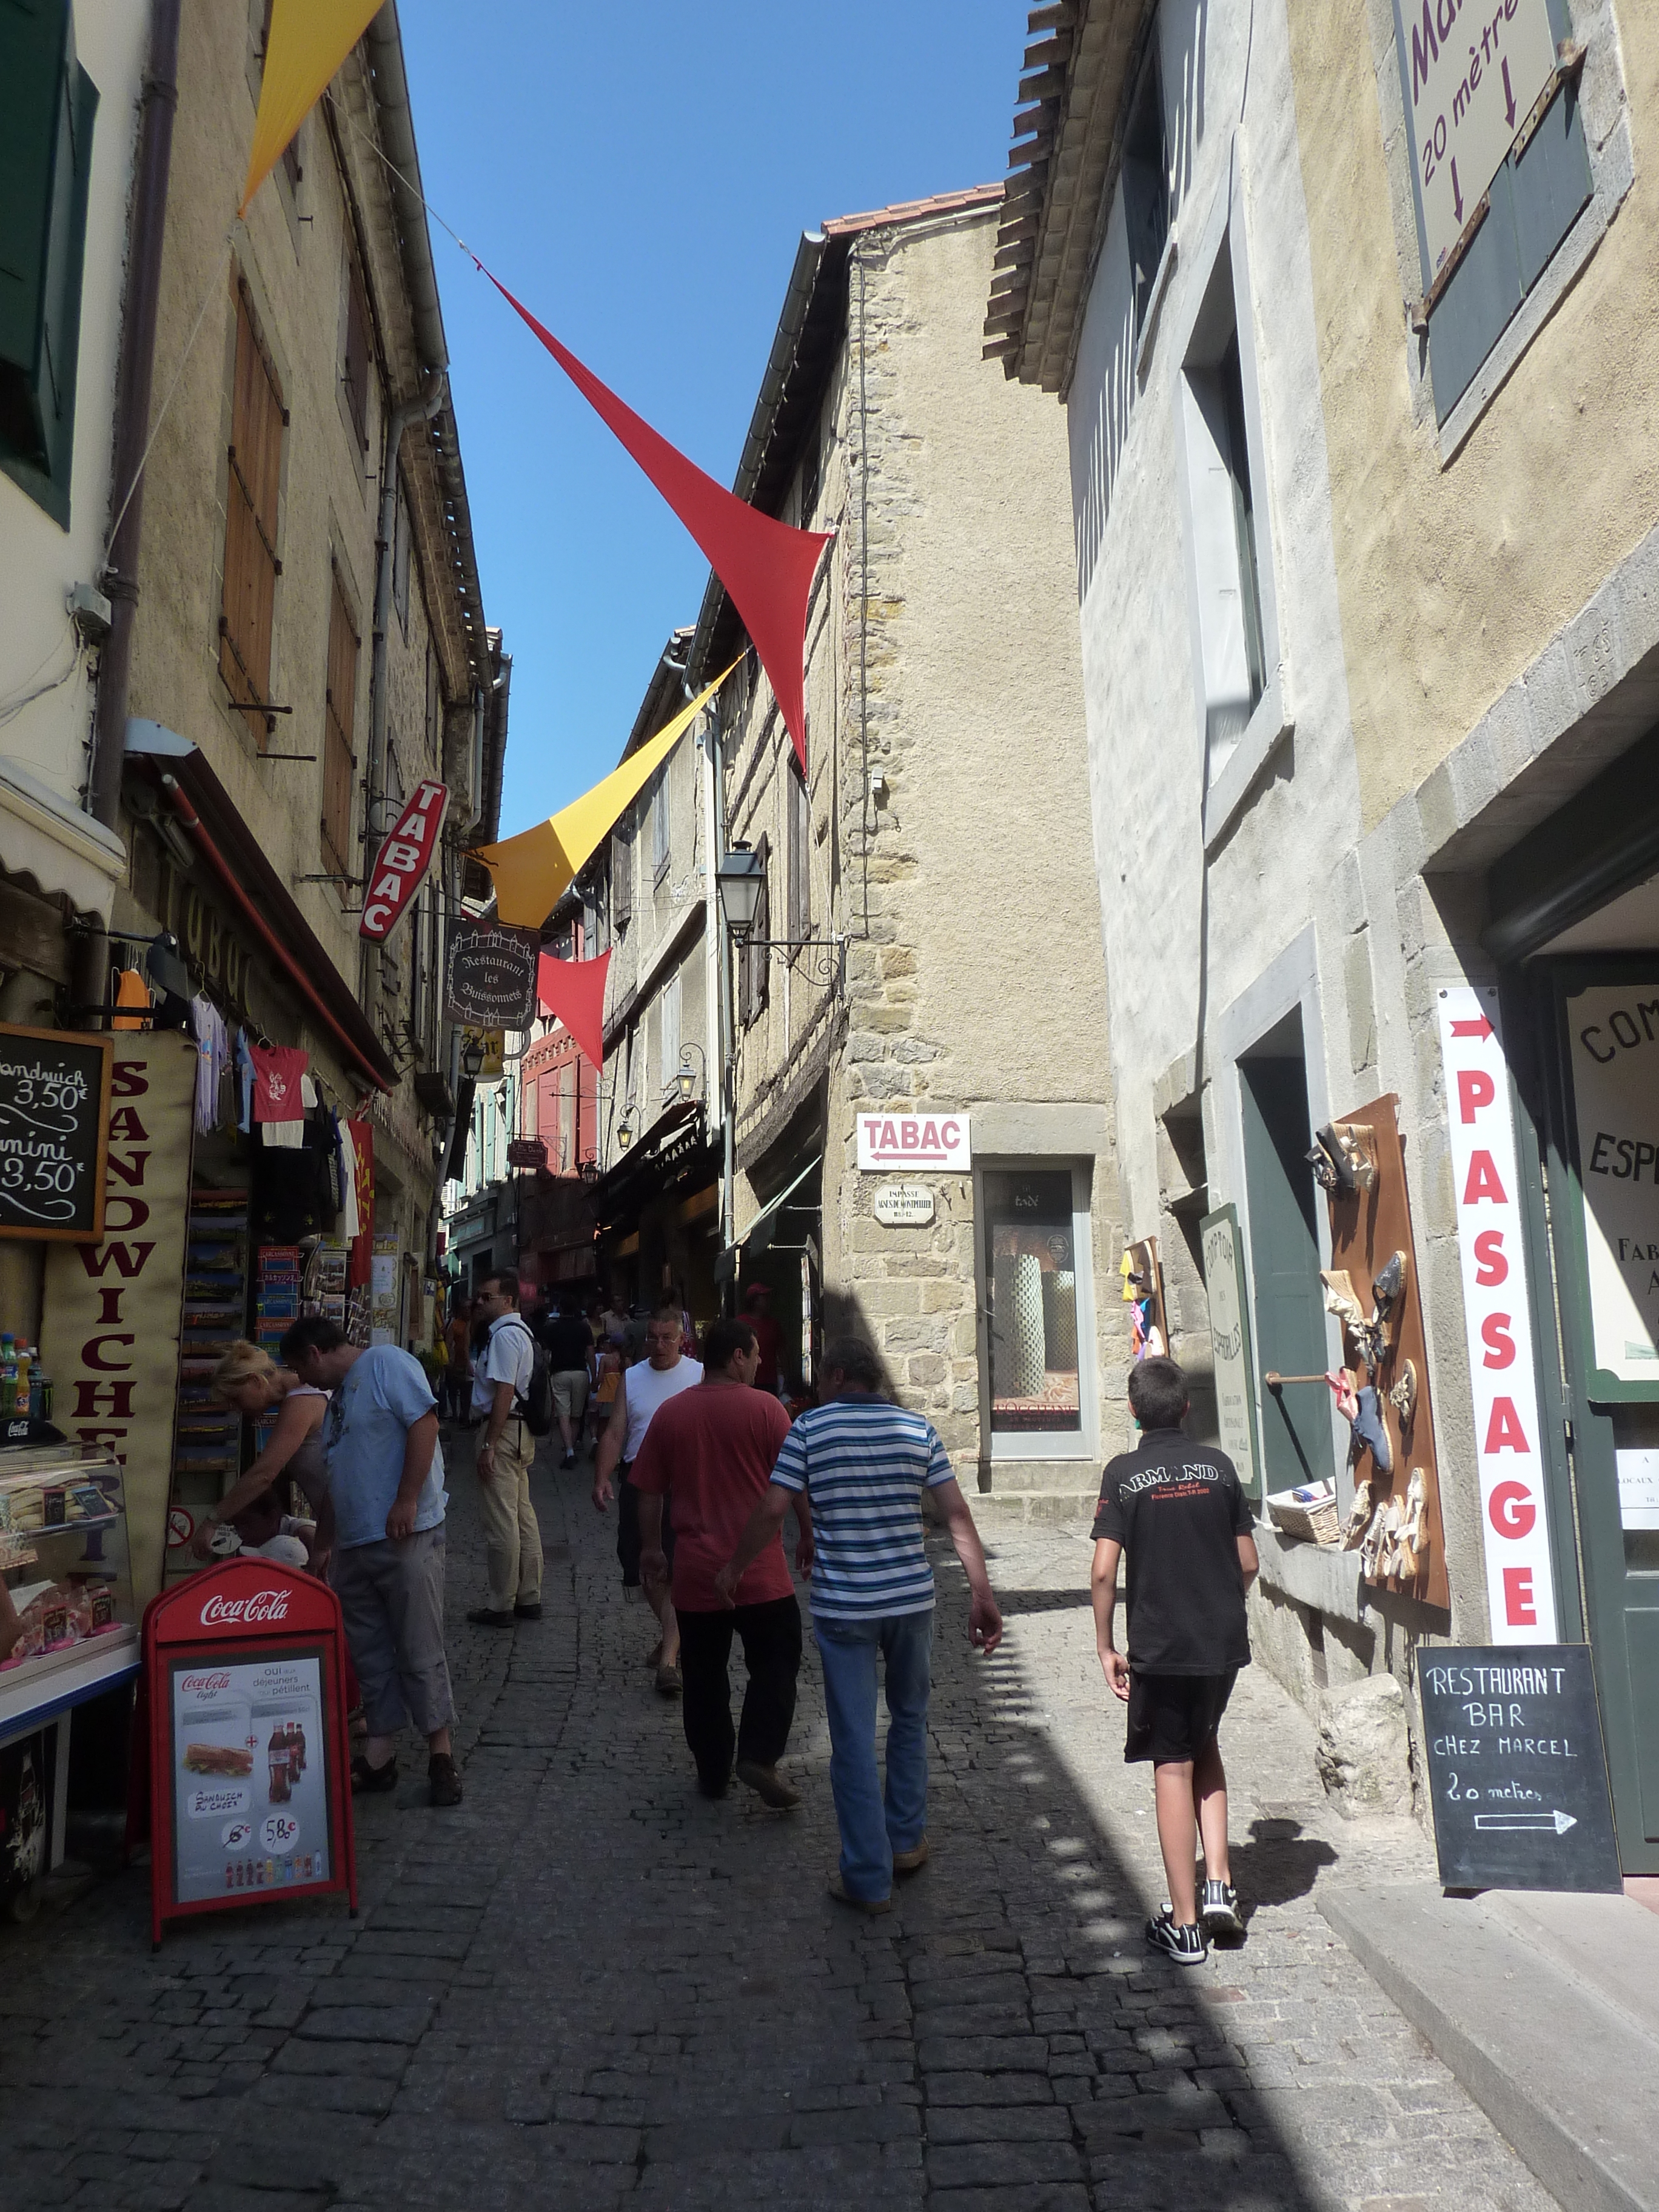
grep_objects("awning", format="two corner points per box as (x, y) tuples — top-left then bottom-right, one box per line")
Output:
(0, 754), (128, 920)
(594, 1099), (718, 1231)
(714, 1153), (821, 1279)
(125, 720), (397, 1091)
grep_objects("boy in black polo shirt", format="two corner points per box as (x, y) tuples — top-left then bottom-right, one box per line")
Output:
(1092, 1355), (1259, 1965)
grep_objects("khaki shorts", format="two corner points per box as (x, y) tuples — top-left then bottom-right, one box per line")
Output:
(551, 1368), (589, 1420)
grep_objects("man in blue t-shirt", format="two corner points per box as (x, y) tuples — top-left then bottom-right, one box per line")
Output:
(281, 1317), (461, 1807)
(718, 1335), (1002, 1913)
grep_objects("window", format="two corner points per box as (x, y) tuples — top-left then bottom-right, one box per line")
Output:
(393, 470), (411, 634)
(1181, 250), (1267, 788)
(341, 247), (371, 452)
(983, 1168), (1091, 1447)
(1393, 0), (1592, 423)
(1121, 38), (1169, 336)
(651, 762), (670, 882)
(220, 281), (284, 727)
(0, 0), (98, 527)
(788, 758), (811, 944)
(797, 418), (821, 529)
(660, 971), (681, 1102)
(739, 833), (770, 1027)
(321, 570), (358, 878)
(611, 822), (633, 933)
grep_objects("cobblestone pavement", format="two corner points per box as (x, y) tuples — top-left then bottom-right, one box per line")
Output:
(0, 1430), (1558, 2212)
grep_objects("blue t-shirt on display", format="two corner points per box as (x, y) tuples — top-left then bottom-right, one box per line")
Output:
(324, 1344), (447, 1549)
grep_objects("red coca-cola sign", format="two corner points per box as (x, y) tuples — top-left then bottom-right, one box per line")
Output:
(360, 780), (449, 942)
(199, 1587), (292, 1628)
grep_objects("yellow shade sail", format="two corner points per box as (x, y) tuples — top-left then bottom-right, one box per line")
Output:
(240, 0), (384, 216)
(473, 660), (740, 928)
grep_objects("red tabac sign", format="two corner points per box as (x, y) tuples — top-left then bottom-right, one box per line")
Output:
(360, 780), (448, 941)
(143, 1557), (357, 1943)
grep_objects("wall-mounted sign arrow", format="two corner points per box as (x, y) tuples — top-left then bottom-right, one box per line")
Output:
(1472, 1809), (1577, 1834)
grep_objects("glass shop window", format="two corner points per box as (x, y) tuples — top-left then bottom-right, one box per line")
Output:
(984, 1168), (1084, 1437)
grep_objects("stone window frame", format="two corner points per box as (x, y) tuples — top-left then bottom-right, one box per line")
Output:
(1366, 0), (1634, 463)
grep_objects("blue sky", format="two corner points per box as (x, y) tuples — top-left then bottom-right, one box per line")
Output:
(398, 0), (1028, 833)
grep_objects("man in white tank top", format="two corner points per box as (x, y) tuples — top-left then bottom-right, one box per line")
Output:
(593, 1302), (702, 1695)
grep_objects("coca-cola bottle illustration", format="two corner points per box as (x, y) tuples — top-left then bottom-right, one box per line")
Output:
(292, 1720), (306, 1778)
(267, 1726), (291, 1803)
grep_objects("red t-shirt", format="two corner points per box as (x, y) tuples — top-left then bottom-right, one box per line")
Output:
(748, 1312), (782, 1393)
(628, 1381), (796, 1611)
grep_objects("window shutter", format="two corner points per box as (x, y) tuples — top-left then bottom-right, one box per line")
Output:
(612, 823), (633, 932)
(0, 0), (98, 526)
(741, 833), (770, 1027)
(788, 761), (810, 943)
(220, 282), (283, 722)
(321, 571), (358, 878)
(343, 249), (371, 451)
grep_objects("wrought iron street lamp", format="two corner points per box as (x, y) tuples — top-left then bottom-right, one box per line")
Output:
(714, 843), (766, 937)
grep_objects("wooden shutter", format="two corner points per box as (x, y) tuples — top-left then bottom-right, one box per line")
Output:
(342, 250), (370, 451)
(219, 281), (282, 728)
(1238, 1056), (1335, 1492)
(788, 760), (810, 943)
(740, 833), (770, 1027)
(321, 571), (357, 878)
(611, 823), (633, 931)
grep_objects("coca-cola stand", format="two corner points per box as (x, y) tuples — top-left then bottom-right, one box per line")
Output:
(143, 1556), (357, 1947)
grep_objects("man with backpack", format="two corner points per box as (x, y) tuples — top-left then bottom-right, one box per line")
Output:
(467, 1269), (548, 1629)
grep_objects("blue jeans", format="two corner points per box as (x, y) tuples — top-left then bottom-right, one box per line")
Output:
(814, 1609), (933, 1902)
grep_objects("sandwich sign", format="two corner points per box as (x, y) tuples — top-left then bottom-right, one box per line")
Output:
(360, 782), (448, 941)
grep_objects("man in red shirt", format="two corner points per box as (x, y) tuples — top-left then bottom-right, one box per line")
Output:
(631, 1316), (811, 1808)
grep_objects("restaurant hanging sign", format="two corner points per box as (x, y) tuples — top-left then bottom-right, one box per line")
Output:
(360, 780), (448, 942)
(444, 919), (541, 1030)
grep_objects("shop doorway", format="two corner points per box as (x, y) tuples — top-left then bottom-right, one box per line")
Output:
(1238, 1015), (1334, 1494)
(1524, 956), (1659, 1874)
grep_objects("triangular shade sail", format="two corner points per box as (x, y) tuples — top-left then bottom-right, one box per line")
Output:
(481, 269), (832, 776)
(240, 0), (382, 215)
(473, 660), (739, 928)
(537, 950), (611, 1071)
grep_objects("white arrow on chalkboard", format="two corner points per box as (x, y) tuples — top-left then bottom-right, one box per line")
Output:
(1472, 1809), (1577, 1834)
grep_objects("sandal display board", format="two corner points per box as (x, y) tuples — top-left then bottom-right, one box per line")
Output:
(1313, 1093), (1449, 1611)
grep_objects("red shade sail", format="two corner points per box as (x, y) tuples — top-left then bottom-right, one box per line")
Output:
(480, 267), (831, 776)
(537, 950), (611, 1071)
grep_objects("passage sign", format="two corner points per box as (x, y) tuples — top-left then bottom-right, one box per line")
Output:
(1418, 1644), (1621, 1892)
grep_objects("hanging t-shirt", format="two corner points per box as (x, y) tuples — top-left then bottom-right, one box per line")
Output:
(190, 996), (229, 1134)
(251, 1044), (307, 1124)
(1091, 1427), (1254, 1676)
(629, 1383), (796, 1611)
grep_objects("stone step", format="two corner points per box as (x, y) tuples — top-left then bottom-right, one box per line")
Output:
(972, 1487), (1099, 1529)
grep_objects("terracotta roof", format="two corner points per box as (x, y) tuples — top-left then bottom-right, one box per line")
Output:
(822, 180), (1004, 238)
(984, 0), (1152, 394)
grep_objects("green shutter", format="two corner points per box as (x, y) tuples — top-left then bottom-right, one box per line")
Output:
(0, 0), (98, 527)
(1239, 1056), (1335, 1493)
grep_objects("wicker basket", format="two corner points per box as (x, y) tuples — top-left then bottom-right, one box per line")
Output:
(1267, 1480), (1342, 1547)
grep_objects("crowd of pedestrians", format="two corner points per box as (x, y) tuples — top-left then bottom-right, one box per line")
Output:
(205, 1270), (1255, 1948)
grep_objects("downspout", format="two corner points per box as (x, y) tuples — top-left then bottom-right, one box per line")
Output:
(78, 0), (182, 1010)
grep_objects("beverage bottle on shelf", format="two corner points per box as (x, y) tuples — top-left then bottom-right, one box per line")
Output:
(38, 1373), (52, 1422)
(27, 1358), (43, 1421)
(0, 1335), (15, 1416)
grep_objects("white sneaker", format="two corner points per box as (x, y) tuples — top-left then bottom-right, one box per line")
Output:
(1145, 1906), (1208, 1965)
(1202, 1877), (1243, 1939)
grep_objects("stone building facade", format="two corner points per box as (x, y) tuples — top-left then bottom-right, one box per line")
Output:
(990, 0), (1659, 1869)
(691, 188), (1130, 1518)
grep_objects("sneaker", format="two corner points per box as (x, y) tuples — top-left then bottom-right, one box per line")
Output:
(559, 1451), (577, 1470)
(350, 1753), (397, 1795)
(427, 1753), (463, 1808)
(1202, 1878), (1243, 1939)
(1145, 1906), (1208, 1965)
(891, 1837), (930, 1875)
(827, 1873), (892, 1915)
(466, 1606), (515, 1628)
(654, 1663), (683, 1698)
(734, 1759), (802, 1811)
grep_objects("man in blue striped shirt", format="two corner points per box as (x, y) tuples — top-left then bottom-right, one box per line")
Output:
(717, 1335), (1002, 1912)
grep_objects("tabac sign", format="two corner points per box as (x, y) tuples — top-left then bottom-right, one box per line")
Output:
(360, 781), (448, 942)
(856, 1113), (971, 1173)
(1395, 0), (1557, 277)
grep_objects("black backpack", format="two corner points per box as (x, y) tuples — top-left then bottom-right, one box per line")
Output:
(504, 1320), (555, 1436)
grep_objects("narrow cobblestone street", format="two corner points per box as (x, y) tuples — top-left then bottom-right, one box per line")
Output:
(1, 1435), (1557, 2212)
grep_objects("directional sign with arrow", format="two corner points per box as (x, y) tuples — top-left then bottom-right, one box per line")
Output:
(1419, 1646), (1623, 1892)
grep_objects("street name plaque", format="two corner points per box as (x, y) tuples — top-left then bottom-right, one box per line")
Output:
(1419, 1644), (1621, 1892)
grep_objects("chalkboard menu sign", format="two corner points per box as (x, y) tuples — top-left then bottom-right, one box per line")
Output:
(1419, 1644), (1623, 1892)
(0, 1024), (112, 1242)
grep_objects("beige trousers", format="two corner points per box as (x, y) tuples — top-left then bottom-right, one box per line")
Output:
(478, 1423), (541, 1610)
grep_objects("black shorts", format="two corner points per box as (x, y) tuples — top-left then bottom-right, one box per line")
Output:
(1125, 1669), (1238, 1765)
(617, 1472), (674, 1589)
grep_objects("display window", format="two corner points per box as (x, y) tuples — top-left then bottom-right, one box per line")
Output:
(0, 1446), (138, 1732)
(981, 1165), (1096, 1456)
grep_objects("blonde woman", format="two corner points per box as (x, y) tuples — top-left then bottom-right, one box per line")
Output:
(192, 1341), (335, 1572)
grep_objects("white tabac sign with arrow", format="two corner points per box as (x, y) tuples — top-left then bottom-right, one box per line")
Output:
(1398, 0), (1558, 276)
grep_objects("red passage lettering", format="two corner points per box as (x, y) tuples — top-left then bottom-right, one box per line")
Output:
(1483, 1396), (1531, 1453)
(1503, 1566), (1538, 1627)
(1480, 1313), (1515, 1369)
(1473, 1229), (1508, 1286)
(1458, 1069), (1495, 1123)
(1488, 1480), (1537, 1538)
(1463, 1151), (1508, 1205)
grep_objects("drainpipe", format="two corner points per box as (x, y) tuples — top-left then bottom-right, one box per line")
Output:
(77, 0), (182, 1013)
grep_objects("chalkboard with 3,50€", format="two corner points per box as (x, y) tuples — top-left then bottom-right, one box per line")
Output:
(0, 1024), (113, 1242)
(1419, 1644), (1623, 1892)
